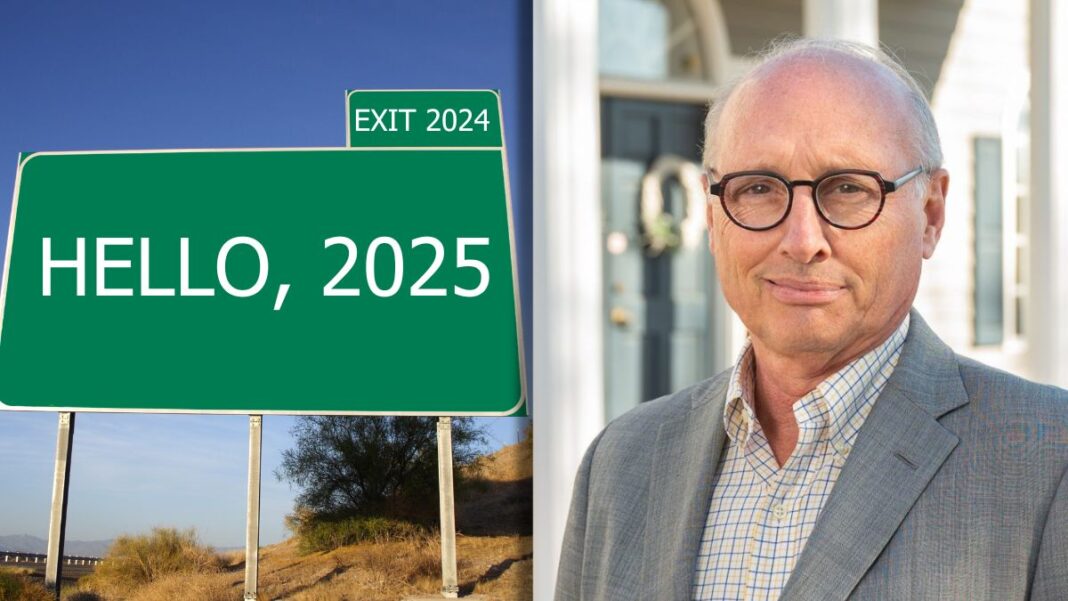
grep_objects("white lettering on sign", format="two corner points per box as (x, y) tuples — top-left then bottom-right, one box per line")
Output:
(352, 108), (491, 134)
(96, 237), (134, 296)
(41, 237), (264, 298)
(217, 236), (269, 298)
(180, 238), (215, 296)
(455, 237), (490, 297)
(353, 108), (417, 132)
(38, 236), (492, 308)
(426, 108), (490, 133)
(140, 238), (175, 296)
(41, 237), (86, 296)
(323, 236), (490, 298)
(365, 237), (403, 297)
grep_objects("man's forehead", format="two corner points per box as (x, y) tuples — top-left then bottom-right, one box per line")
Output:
(744, 51), (904, 98)
(713, 53), (913, 172)
(728, 55), (907, 123)
(709, 148), (888, 178)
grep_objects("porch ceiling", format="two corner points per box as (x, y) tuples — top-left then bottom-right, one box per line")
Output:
(717, 0), (966, 98)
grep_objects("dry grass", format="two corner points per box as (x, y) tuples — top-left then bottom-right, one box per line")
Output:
(69, 534), (530, 601)
(468, 434), (533, 483)
(59, 439), (533, 600)
(255, 533), (531, 601)
(72, 527), (223, 600)
(456, 536), (532, 601)
(291, 514), (427, 554)
(0, 567), (54, 601)
(458, 437), (533, 539)
(124, 575), (234, 601)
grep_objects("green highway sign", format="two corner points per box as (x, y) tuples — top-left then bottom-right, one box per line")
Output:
(346, 90), (502, 148)
(0, 140), (524, 413)
(345, 89), (527, 417)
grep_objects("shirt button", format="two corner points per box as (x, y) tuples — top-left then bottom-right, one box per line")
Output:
(771, 504), (788, 521)
(834, 441), (852, 456)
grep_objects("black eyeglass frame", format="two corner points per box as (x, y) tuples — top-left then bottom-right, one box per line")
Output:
(707, 166), (925, 231)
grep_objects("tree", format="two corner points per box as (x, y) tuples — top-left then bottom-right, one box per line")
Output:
(276, 416), (485, 522)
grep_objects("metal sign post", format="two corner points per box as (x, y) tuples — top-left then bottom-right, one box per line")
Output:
(45, 411), (75, 598)
(436, 417), (459, 598)
(245, 415), (262, 600)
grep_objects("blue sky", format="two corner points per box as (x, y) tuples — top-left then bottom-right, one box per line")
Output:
(0, 1), (531, 548)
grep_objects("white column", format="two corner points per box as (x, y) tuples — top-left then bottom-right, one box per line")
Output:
(804, 0), (879, 45)
(1028, 0), (1068, 388)
(533, 0), (605, 597)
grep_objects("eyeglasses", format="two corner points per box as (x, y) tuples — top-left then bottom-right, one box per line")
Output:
(707, 166), (925, 230)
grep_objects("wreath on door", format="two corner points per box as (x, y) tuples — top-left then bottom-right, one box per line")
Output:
(639, 155), (707, 256)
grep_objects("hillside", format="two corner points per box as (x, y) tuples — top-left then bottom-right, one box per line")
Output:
(470, 435), (533, 482)
(100, 533), (530, 601)
(0, 535), (111, 557)
(67, 438), (533, 600)
(456, 433), (533, 541)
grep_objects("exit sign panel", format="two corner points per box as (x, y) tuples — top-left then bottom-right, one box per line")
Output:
(346, 90), (503, 148)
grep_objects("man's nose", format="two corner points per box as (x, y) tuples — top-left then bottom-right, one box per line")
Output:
(777, 186), (832, 264)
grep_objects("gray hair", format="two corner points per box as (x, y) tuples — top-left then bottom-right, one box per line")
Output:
(702, 37), (943, 176)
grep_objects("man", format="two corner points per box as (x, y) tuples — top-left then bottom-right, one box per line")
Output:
(555, 39), (1068, 601)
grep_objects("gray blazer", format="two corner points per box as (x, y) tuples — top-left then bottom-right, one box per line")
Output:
(555, 311), (1068, 600)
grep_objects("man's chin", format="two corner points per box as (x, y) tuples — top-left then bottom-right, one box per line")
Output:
(751, 308), (851, 353)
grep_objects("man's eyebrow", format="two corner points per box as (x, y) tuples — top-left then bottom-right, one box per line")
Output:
(710, 162), (791, 175)
(712, 159), (885, 177)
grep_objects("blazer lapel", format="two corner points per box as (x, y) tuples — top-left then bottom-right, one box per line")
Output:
(780, 311), (970, 601)
(641, 372), (730, 599)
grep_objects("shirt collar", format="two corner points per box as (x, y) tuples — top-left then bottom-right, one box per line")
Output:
(723, 314), (911, 456)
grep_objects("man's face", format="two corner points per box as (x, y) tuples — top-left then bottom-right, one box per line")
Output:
(706, 57), (948, 364)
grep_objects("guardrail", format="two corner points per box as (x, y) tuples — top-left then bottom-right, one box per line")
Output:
(0, 553), (101, 566)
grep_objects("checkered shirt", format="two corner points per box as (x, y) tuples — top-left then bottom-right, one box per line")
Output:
(692, 315), (910, 600)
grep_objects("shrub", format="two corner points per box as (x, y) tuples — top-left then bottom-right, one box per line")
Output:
(0, 571), (19, 600)
(277, 416), (485, 523)
(65, 593), (106, 601)
(77, 527), (222, 598)
(289, 513), (426, 553)
(0, 569), (53, 601)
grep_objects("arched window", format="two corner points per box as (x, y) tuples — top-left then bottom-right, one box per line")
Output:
(599, 0), (707, 82)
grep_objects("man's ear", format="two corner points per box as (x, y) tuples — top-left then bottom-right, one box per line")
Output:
(922, 167), (949, 259)
(702, 172), (717, 254)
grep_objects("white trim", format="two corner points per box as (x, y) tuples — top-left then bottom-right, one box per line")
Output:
(598, 0), (738, 103)
(0, 402), (527, 417)
(492, 92), (531, 418)
(1001, 81), (1030, 357)
(689, 0), (734, 81)
(13, 147), (502, 155)
(803, 0), (879, 45)
(0, 155), (27, 346)
(599, 76), (717, 104)
(1028, 0), (1068, 388)
(533, 0), (605, 596)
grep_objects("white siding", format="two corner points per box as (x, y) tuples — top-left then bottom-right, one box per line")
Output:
(919, 0), (1029, 373)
